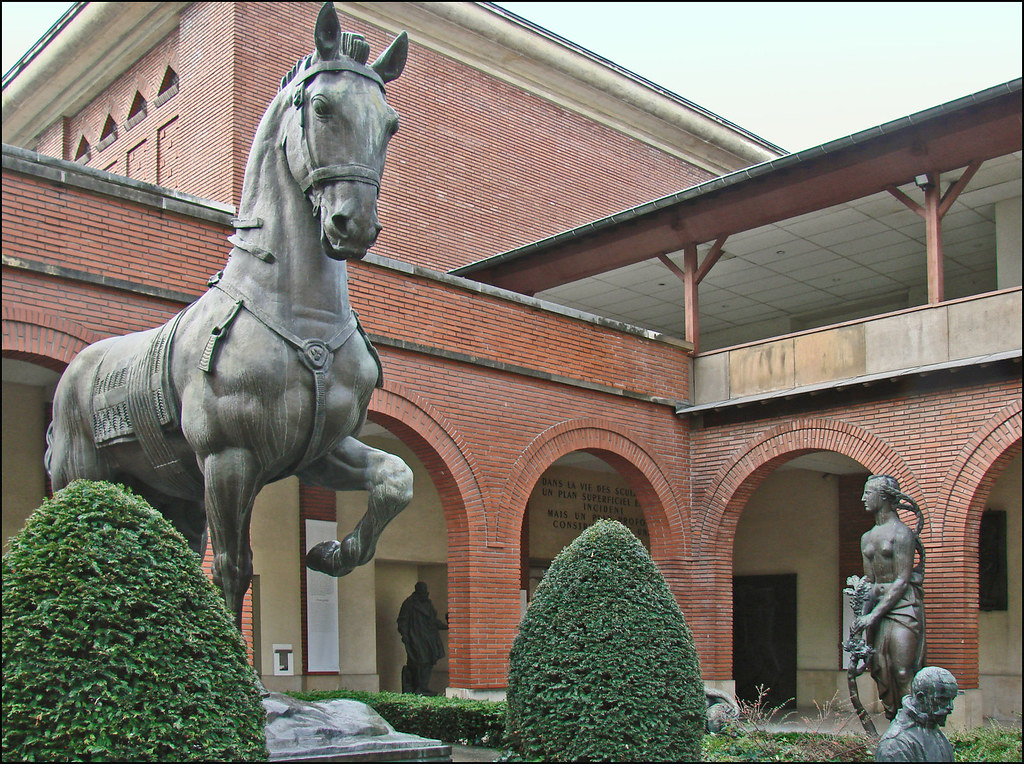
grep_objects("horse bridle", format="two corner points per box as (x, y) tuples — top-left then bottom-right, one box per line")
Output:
(289, 59), (386, 197)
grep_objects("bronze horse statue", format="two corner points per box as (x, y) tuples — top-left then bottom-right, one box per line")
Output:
(45, 4), (412, 627)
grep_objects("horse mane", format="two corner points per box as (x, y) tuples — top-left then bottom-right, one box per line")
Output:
(279, 32), (371, 90)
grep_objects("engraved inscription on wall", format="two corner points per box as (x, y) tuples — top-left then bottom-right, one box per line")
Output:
(528, 466), (649, 559)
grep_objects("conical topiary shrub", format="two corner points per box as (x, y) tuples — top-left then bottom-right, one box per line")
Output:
(506, 519), (705, 761)
(1, 480), (267, 761)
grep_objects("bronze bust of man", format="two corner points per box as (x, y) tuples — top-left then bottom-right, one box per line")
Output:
(875, 666), (958, 762)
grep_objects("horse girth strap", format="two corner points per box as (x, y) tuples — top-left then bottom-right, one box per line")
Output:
(207, 278), (360, 468)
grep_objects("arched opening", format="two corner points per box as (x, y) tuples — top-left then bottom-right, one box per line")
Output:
(977, 451), (1021, 721)
(521, 450), (653, 613)
(247, 386), (478, 695)
(2, 357), (61, 551)
(357, 421), (451, 694)
(732, 451), (872, 711)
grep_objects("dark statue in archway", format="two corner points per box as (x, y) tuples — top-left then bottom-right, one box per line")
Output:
(397, 582), (448, 695)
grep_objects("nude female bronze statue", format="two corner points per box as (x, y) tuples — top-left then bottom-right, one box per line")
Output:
(851, 475), (926, 721)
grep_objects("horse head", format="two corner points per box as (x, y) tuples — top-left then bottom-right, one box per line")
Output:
(279, 3), (407, 260)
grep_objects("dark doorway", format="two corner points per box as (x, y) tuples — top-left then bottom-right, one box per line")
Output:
(733, 574), (797, 709)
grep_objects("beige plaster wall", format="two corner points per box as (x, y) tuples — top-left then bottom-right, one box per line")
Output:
(694, 290), (1022, 405)
(733, 467), (841, 706)
(250, 476), (303, 691)
(349, 436), (448, 564)
(2, 382), (48, 552)
(337, 561), (379, 690)
(996, 196), (1022, 289)
(978, 451), (1022, 720)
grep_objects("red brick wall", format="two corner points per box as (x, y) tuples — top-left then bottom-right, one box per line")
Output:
(44, 2), (714, 273)
(1, 171), (225, 300)
(837, 472), (873, 584)
(5, 160), (1019, 691)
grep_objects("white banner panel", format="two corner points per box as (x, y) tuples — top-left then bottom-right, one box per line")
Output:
(305, 519), (340, 673)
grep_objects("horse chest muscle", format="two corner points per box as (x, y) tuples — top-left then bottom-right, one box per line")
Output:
(185, 337), (374, 465)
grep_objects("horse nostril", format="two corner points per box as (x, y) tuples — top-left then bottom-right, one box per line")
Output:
(331, 212), (350, 235)
(370, 223), (382, 242)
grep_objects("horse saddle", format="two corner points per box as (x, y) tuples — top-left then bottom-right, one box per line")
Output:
(90, 310), (202, 496)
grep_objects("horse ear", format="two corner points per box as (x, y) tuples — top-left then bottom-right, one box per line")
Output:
(371, 31), (408, 83)
(314, 2), (342, 61)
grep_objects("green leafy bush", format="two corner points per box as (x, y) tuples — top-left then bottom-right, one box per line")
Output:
(701, 725), (1021, 762)
(2, 480), (267, 762)
(505, 520), (706, 761)
(289, 689), (506, 747)
(950, 722), (1022, 762)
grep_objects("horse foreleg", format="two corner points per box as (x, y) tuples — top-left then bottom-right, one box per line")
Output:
(300, 436), (413, 577)
(156, 497), (209, 557)
(202, 447), (261, 628)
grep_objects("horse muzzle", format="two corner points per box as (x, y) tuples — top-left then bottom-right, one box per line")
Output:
(319, 195), (382, 260)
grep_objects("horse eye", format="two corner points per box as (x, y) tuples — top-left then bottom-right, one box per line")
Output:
(311, 96), (332, 118)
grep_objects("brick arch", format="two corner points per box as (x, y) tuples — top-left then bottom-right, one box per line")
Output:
(699, 417), (920, 552)
(367, 381), (485, 543)
(691, 417), (919, 682)
(927, 401), (1022, 689)
(495, 417), (684, 557)
(365, 381), (492, 689)
(2, 306), (99, 371)
(936, 400), (1022, 542)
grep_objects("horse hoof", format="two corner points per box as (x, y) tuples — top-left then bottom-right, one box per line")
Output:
(305, 539), (357, 577)
(305, 540), (340, 574)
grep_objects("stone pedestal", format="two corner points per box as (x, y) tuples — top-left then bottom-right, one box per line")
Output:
(264, 693), (451, 761)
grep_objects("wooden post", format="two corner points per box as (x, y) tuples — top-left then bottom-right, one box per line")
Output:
(888, 161), (981, 306)
(923, 172), (944, 304)
(683, 244), (699, 352)
(658, 237), (728, 354)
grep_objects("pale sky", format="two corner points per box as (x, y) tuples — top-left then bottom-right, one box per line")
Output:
(3, 1), (1021, 152)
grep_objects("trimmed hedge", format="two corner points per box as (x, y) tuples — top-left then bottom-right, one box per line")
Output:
(288, 689), (506, 747)
(506, 520), (706, 761)
(2, 480), (267, 762)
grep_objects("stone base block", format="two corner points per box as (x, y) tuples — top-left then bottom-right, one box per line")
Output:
(264, 692), (451, 762)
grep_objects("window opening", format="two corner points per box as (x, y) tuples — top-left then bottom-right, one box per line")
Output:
(126, 91), (148, 130)
(97, 115), (117, 152)
(154, 66), (179, 107)
(74, 136), (91, 163)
